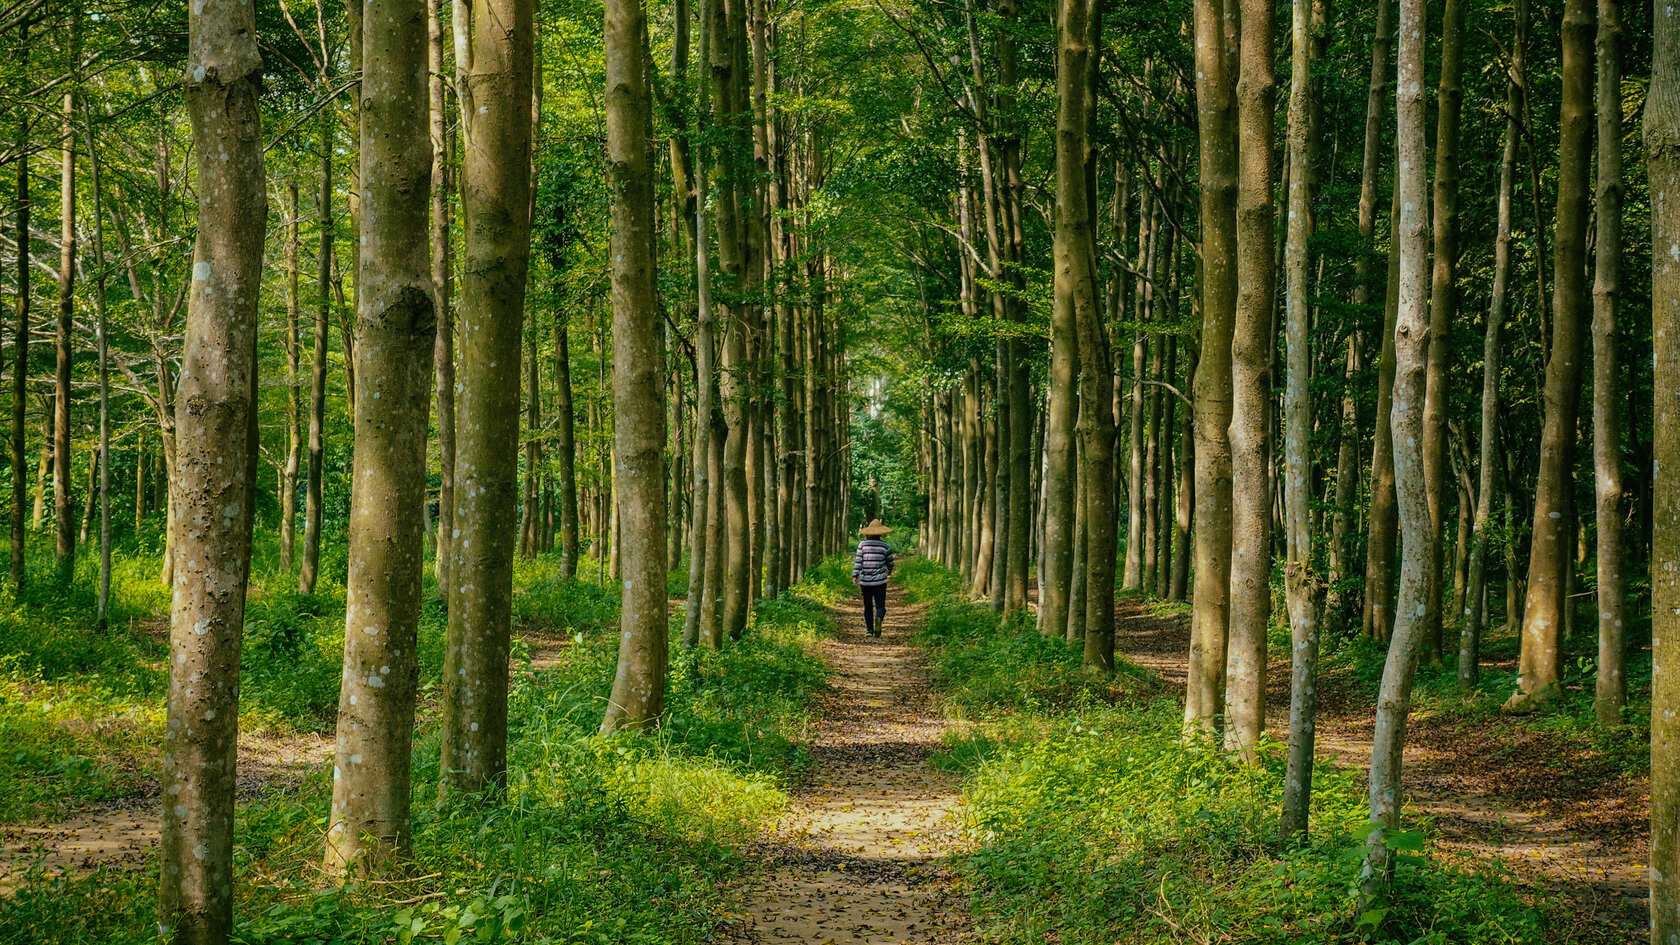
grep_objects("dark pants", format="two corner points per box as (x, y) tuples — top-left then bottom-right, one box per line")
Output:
(861, 583), (887, 636)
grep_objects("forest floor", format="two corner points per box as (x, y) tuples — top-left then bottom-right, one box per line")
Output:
(734, 584), (970, 945)
(0, 627), (573, 892)
(1111, 597), (1647, 944)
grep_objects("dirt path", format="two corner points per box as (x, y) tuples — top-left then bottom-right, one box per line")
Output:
(1112, 597), (1646, 943)
(0, 633), (573, 892)
(736, 584), (968, 945)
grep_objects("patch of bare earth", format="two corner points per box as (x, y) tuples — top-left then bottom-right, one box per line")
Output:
(733, 585), (969, 944)
(0, 629), (575, 892)
(1113, 597), (1646, 944)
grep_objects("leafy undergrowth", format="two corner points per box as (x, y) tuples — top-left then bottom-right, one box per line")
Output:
(0, 547), (837, 945)
(909, 564), (1546, 945)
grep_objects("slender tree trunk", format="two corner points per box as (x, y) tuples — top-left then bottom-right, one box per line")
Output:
(602, 0), (667, 730)
(1510, 0), (1594, 711)
(1360, 0), (1433, 902)
(54, 27), (78, 579)
(1224, 0), (1275, 761)
(1460, 65), (1516, 692)
(1648, 0), (1680, 931)
(301, 115), (333, 595)
(1420, 0), (1466, 661)
(1364, 186), (1401, 640)
(431, 0), (456, 593)
(326, 0), (435, 872)
(281, 182), (302, 572)
(556, 325), (580, 579)
(158, 1), (265, 935)
(1186, 0), (1238, 732)
(1592, 0), (1625, 726)
(1280, 0), (1323, 838)
(11, 60), (30, 590)
(440, 0), (536, 796)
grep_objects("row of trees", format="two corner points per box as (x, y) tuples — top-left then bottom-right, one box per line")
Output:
(897, 0), (1680, 933)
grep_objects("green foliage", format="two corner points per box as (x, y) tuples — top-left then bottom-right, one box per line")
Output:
(0, 558), (842, 945)
(894, 554), (966, 602)
(956, 705), (1543, 945)
(915, 595), (1153, 716)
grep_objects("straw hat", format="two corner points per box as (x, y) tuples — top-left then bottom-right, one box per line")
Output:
(858, 519), (893, 537)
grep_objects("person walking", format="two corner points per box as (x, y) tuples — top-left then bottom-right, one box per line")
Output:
(852, 520), (896, 638)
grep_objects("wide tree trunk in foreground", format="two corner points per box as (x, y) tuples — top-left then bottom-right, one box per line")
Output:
(1648, 0), (1680, 933)
(326, 0), (435, 872)
(1280, 0), (1323, 839)
(1224, 0), (1275, 761)
(440, 0), (536, 797)
(1510, 0), (1593, 711)
(157, 1), (265, 937)
(601, 0), (667, 732)
(1592, 0), (1625, 726)
(1360, 0), (1433, 905)
(1185, 0), (1237, 733)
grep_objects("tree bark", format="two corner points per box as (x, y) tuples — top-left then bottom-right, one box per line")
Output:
(54, 21), (79, 579)
(602, 0), (667, 731)
(1364, 184), (1401, 640)
(1510, 0), (1594, 711)
(326, 0), (435, 872)
(282, 181), (302, 573)
(1224, 0), (1275, 761)
(1591, 0), (1625, 726)
(556, 325), (580, 579)
(158, 1), (265, 935)
(430, 0), (456, 592)
(1360, 0), (1432, 903)
(440, 0), (536, 796)
(1280, 0), (1323, 837)
(301, 114), (333, 596)
(1420, 0), (1466, 660)
(1186, 0), (1237, 732)
(11, 51), (29, 590)
(1648, 0), (1680, 931)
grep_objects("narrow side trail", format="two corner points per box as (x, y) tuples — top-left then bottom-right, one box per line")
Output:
(736, 583), (969, 944)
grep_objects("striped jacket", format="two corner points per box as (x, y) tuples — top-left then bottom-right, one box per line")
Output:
(852, 539), (895, 587)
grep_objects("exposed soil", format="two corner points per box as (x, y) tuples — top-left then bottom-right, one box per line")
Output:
(734, 584), (969, 944)
(1113, 597), (1647, 944)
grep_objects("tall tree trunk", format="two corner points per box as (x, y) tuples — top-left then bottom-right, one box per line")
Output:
(1280, 0), (1324, 838)
(1591, 0), (1625, 726)
(440, 0), (536, 796)
(1327, 0), (1388, 625)
(431, 0), (456, 593)
(1647, 0), (1680, 931)
(1185, 0), (1237, 732)
(301, 115), (333, 595)
(86, 116), (111, 625)
(158, 1), (265, 935)
(1042, 0), (1085, 636)
(11, 54), (29, 590)
(326, 0), (435, 872)
(556, 324), (580, 579)
(1510, 0), (1594, 711)
(1224, 0), (1275, 761)
(282, 181), (302, 573)
(1420, 0), (1466, 661)
(1364, 185), (1401, 640)
(1461, 38), (1521, 691)
(1360, 0), (1433, 902)
(54, 23), (78, 579)
(602, 0), (667, 730)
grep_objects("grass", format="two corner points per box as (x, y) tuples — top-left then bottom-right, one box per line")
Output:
(0, 533), (842, 945)
(907, 562), (1547, 945)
